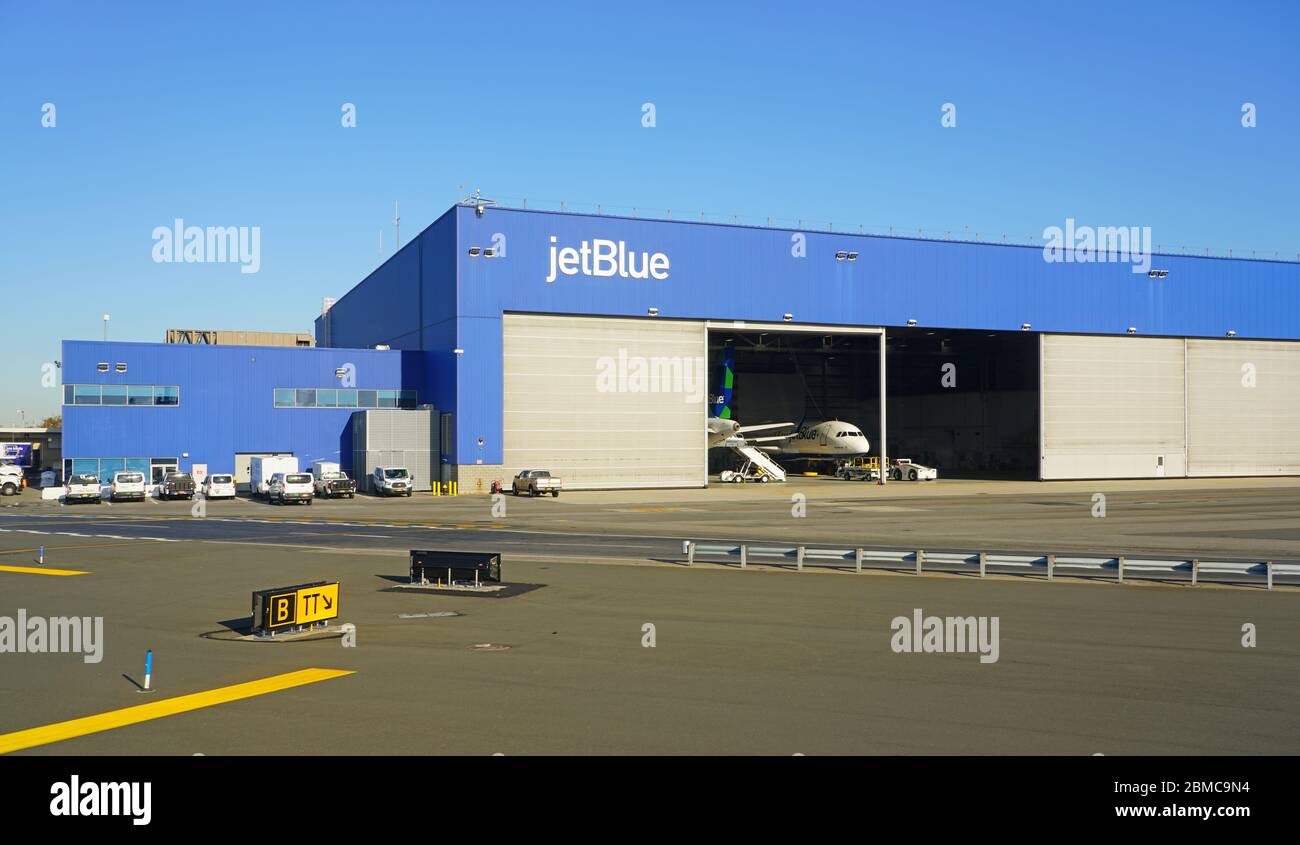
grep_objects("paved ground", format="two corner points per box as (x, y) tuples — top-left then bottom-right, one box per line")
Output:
(1, 477), (1298, 755)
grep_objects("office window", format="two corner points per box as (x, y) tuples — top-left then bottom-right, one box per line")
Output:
(99, 458), (125, 484)
(101, 385), (127, 406)
(73, 384), (101, 405)
(274, 387), (413, 408)
(65, 384), (178, 406)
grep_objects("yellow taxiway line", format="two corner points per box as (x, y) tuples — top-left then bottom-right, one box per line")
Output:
(0, 564), (88, 576)
(0, 668), (355, 754)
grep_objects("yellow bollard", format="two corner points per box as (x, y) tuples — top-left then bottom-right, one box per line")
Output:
(432, 483), (440, 497)
(451, 481), (458, 496)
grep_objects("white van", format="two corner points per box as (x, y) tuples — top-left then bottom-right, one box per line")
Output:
(372, 466), (413, 497)
(250, 456), (298, 498)
(203, 473), (237, 499)
(110, 471), (147, 502)
(268, 472), (314, 505)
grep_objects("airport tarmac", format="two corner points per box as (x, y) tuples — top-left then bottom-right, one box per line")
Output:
(2, 478), (1298, 755)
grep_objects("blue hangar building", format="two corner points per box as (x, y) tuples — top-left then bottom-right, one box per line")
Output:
(63, 201), (1300, 490)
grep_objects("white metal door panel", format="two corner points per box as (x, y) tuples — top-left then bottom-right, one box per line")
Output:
(503, 314), (707, 489)
(1187, 339), (1300, 476)
(1040, 335), (1186, 479)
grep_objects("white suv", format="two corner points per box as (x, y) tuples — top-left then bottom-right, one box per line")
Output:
(110, 471), (147, 502)
(269, 472), (314, 505)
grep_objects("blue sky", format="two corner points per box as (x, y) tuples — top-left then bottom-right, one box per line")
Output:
(2, 0), (1296, 424)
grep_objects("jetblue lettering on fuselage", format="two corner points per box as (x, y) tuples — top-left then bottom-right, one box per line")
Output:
(546, 236), (669, 283)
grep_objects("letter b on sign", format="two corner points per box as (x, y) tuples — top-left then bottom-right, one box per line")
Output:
(271, 594), (295, 626)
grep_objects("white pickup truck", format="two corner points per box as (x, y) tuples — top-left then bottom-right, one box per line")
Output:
(512, 470), (562, 497)
(0, 465), (24, 496)
(65, 473), (102, 504)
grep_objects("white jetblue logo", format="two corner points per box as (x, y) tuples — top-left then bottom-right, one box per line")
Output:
(546, 236), (669, 283)
(50, 776), (151, 826)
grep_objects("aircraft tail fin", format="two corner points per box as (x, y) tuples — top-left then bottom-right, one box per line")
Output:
(713, 345), (736, 419)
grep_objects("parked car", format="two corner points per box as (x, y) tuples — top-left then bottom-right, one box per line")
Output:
(311, 464), (356, 499)
(65, 473), (102, 503)
(269, 472), (314, 505)
(110, 471), (147, 502)
(371, 466), (413, 497)
(512, 469), (562, 497)
(159, 471), (196, 500)
(0, 464), (25, 496)
(203, 473), (237, 499)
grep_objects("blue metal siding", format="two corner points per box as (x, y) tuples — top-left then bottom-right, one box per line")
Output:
(456, 206), (1300, 338)
(62, 341), (409, 475)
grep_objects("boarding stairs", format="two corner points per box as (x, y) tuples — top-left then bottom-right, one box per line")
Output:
(731, 444), (787, 481)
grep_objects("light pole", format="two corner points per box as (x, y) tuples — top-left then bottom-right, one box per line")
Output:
(103, 314), (110, 341)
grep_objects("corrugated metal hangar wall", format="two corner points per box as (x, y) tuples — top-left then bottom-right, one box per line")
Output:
(1041, 334), (1300, 478)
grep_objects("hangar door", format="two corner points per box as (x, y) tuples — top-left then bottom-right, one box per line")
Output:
(1040, 335), (1186, 479)
(1187, 340), (1300, 476)
(503, 314), (707, 489)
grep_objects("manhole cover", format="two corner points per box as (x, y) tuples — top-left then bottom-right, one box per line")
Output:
(469, 642), (511, 652)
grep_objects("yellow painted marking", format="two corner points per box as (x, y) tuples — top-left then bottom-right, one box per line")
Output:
(0, 668), (355, 754)
(0, 564), (88, 576)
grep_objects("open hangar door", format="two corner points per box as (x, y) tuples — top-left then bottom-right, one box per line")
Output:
(708, 325), (1037, 478)
(887, 328), (1039, 477)
(502, 313), (707, 489)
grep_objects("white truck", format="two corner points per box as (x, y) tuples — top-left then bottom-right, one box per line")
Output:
(512, 469), (562, 497)
(0, 465), (24, 497)
(311, 460), (356, 499)
(65, 473), (102, 503)
(250, 455), (299, 498)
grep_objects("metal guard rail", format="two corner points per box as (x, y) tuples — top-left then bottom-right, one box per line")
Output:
(680, 541), (1300, 589)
